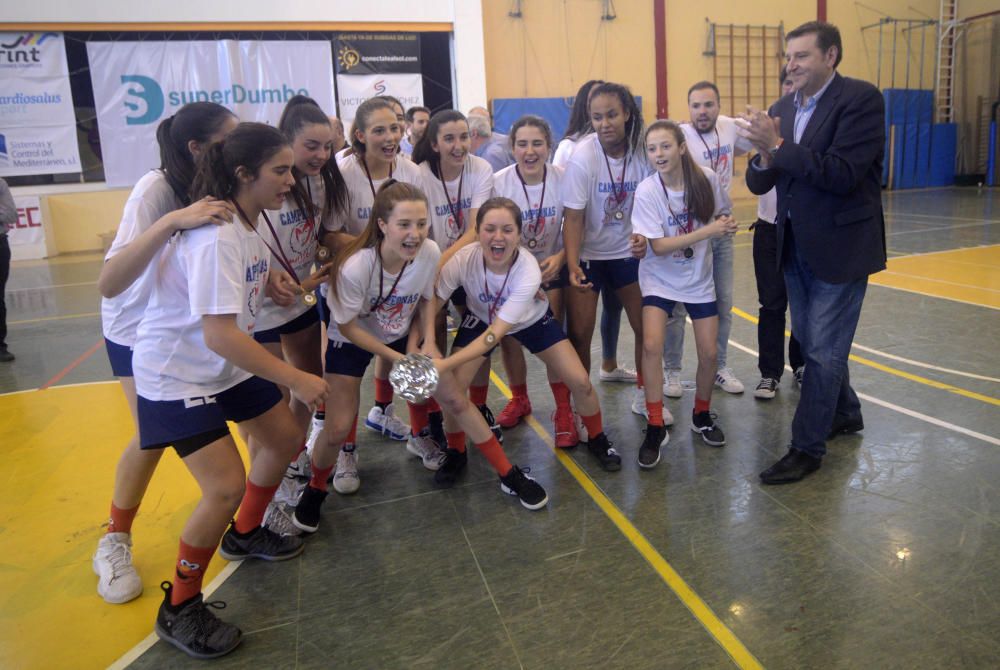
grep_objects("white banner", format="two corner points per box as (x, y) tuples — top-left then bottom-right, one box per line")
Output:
(87, 40), (337, 188)
(9, 195), (48, 260)
(0, 32), (81, 177)
(336, 73), (423, 127)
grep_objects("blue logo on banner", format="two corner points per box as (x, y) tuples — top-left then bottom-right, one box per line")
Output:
(121, 75), (165, 125)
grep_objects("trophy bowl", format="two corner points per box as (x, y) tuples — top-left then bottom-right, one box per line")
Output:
(389, 353), (440, 403)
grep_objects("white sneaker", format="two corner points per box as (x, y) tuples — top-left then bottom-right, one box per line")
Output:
(630, 388), (674, 425)
(794, 366), (805, 388)
(599, 365), (638, 383)
(93, 532), (143, 604)
(574, 411), (588, 441)
(406, 430), (446, 470)
(332, 448), (360, 494)
(273, 450), (310, 506)
(714, 367), (745, 394)
(365, 404), (410, 441)
(663, 369), (683, 398)
(753, 377), (779, 399)
(304, 414), (325, 456)
(263, 501), (302, 536)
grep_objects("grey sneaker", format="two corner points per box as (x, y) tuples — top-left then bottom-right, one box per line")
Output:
(406, 429), (446, 470)
(753, 377), (779, 400)
(263, 501), (302, 537)
(218, 523), (304, 561)
(691, 411), (726, 447)
(155, 581), (242, 659)
(637, 424), (669, 469)
(332, 448), (360, 495)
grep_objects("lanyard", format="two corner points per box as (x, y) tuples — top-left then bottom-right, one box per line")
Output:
(370, 248), (409, 314)
(232, 199), (301, 284)
(360, 155), (394, 198)
(515, 165), (547, 243)
(658, 176), (692, 235)
(696, 128), (721, 173)
(601, 147), (630, 205)
(438, 163), (466, 235)
(482, 250), (518, 324)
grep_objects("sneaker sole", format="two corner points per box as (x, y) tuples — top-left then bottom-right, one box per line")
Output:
(497, 414), (529, 429)
(691, 426), (726, 447)
(715, 383), (744, 394)
(218, 541), (306, 562)
(406, 442), (446, 471)
(290, 515), (320, 534)
(364, 419), (408, 441)
(332, 479), (360, 495)
(155, 623), (242, 659)
(753, 390), (777, 399)
(500, 484), (549, 510)
(637, 451), (661, 469)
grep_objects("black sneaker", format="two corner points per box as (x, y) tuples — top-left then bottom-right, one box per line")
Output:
(155, 581), (242, 659)
(218, 523), (305, 561)
(587, 432), (622, 471)
(292, 486), (328, 533)
(753, 377), (778, 400)
(478, 404), (504, 444)
(0, 348), (14, 363)
(428, 410), (447, 449)
(434, 448), (468, 488)
(637, 424), (669, 469)
(499, 466), (548, 510)
(691, 411), (726, 446)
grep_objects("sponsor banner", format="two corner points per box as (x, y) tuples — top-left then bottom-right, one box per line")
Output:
(87, 40), (336, 188)
(335, 73), (423, 127)
(335, 33), (421, 75)
(0, 33), (81, 177)
(9, 194), (48, 260)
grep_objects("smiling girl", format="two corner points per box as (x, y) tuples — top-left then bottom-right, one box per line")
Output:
(631, 120), (736, 468)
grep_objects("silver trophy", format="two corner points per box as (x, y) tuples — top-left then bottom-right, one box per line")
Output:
(389, 353), (440, 403)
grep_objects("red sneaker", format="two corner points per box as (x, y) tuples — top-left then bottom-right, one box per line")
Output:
(497, 395), (532, 428)
(553, 406), (579, 448)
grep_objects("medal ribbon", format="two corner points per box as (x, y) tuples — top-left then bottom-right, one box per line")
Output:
(438, 163), (466, 238)
(658, 176), (693, 235)
(601, 147), (630, 207)
(515, 165), (547, 246)
(696, 128), (721, 173)
(360, 155), (394, 198)
(231, 199), (302, 285)
(482, 250), (519, 324)
(370, 249), (409, 314)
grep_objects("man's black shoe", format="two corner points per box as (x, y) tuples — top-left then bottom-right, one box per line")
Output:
(759, 448), (821, 485)
(827, 414), (864, 440)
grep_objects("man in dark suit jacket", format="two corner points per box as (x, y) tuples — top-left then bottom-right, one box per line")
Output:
(740, 21), (887, 484)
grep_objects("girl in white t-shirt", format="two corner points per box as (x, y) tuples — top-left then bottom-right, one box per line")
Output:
(133, 123), (329, 659)
(333, 97), (422, 458)
(412, 110), (499, 443)
(93, 102), (238, 605)
(291, 180), (443, 532)
(631, 120), (737, 469)
(553, 79), (603, 168)
(431, 197), (618, 503)
(491, 115), (578, 446)
(561, 82), (653, 427)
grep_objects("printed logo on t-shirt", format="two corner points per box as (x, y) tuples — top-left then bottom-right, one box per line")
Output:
(521, 203), (558, 246)
(246, 255), (269, 321)
(435, 196), (472, 242)
(667, 211), (695, 262)
(370, 292), (420, 337)
(598, 180), (639, 226)
(699, 145), (733, 190)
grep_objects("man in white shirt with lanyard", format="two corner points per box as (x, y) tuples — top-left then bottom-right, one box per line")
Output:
(663, 81), (753, 397)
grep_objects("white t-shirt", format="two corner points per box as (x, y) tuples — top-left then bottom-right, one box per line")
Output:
(334, 154), (421, 235)
(327, 239), (440, 344)
(101, 170), (182, 347)
(492, 164), (565, 262)
(631, 166), (731, 303)
(561, 133), (652, 261)
(256, 176), (328, 331)
(552, 135), (584, 168)
(437, 244), (548, 334)
(417, 155), (494, 251)
(132, 219), (271, 400)
(757, 187), (777, 224)
(680, 116), (753, 193)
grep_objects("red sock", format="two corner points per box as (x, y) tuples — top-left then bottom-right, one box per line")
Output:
(646, 401), (665, 427)
(108, 502), (140, 534)
(549, 381), (572, 408)
(474, 436), (513, 476)
(346, 414), (358, 444)
(694, 397), (711, 414)
(374, 377), (394, 405)
(309, 457), (334, 491)
(233, 480), (279, 534)
(470, 385), (488, 406)
(581, 411), (604, 439)
(426, 397), (441, 413)
(408, 402), (429, 436)
(511, 383), (528, 399)
(446, 431), (467, 454)
(636, 370), (644, 389)
(172, 540), (216, 605)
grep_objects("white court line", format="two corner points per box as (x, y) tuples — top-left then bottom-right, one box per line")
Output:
(107, 561), (242, 670)
(887, 220), (997, 236)
(6, 280), (97, 293)
(868, 280), (1000, 311)
(849, 343), (1000, 384)
(726, 339), (1000, 447)
(886, 211), (1000, 224)
(0, 379), (117, 397)
(876, 270), (1000, 294)
(883, 243), (999, 261)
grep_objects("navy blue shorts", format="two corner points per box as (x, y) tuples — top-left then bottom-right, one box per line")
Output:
(137, 375), (283, 456)
(253, 304), (320, 343)
(104, 338), (133, 377)
(541, 265), (569, 291)
(315, 288), (330, 328)
(325, 336), (407, 378)
(642, 295), (718, 319)
(453, 310), (566, 357)
(450, 286), (467, 307)
(580, 258), (639, 293)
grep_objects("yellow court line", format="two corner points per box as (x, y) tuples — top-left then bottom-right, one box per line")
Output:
(489, 371), (763, 670)
(9, 311), (100, 325)
(731, 308), (1000, 407)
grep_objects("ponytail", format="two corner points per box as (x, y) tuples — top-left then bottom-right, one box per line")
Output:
(645, 120), (715, 224)
(190, 122), (288, 202)
(156, 102), (236, 205)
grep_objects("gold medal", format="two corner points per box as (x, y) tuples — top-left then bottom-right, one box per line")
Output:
(614, 210), (624, 220)
(303, 292), (317, 306)
(316, 247), (330, 262)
